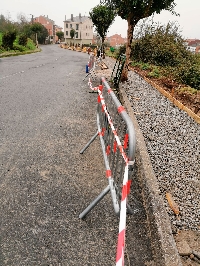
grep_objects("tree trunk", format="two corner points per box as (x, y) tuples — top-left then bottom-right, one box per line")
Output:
(102, 37), (105, 59)
(121, 16), (136, 82)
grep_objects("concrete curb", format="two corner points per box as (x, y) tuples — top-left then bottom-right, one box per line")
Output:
(119, 87), (183, 266)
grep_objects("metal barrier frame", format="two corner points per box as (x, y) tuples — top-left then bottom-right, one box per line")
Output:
(83, 54), (97, 81)
(79, 77), (136, 219)
(110, 54), (126, 88)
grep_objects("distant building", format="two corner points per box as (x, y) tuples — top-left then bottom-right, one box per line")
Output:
(34, 15), (63, 43)
(106, 34), (127, 47)
(63, 14), (93, 45)
(185, 39), (200, 53)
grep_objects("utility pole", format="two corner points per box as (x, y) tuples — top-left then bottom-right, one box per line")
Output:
(30, 14), (38, 47)
(30, 14), (34, 24)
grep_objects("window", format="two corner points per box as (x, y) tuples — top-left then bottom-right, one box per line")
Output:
(76, 24), (79, 30)
(66, 23), (68, 28)
(75, 32), (78, 38)
(70, 24), (72, 28)
(86, 33), (87, 36)
(66, 31), (68, 36)
(86, 25), (87, 29)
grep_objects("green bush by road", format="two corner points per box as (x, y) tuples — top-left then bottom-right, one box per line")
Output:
(107, 22), (200, 91)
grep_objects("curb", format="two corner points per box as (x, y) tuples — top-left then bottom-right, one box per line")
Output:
(119, 87), (183, 266)
(0, 48), (41, 58)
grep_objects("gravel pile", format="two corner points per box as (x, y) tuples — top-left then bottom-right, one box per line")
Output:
(100, 57), (200, 232)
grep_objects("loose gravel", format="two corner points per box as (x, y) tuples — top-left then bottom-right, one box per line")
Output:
(98, 57), (200, 233)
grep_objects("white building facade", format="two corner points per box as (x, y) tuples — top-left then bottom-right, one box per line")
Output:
(63, 14), (93, 45)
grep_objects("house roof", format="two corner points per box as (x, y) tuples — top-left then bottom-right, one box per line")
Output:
(64, 15), (89, 23)
(188, 40), (200, 46)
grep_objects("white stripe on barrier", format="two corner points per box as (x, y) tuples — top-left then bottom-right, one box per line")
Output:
(116, 164), (129, 266)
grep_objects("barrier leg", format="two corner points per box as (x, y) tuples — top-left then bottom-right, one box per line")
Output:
(83, 72), (90, 81)
(80, 131), (98, 154)
(79, 185), (110, 219)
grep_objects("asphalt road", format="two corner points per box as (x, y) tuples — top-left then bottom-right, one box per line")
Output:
(0, 45), (153, 265)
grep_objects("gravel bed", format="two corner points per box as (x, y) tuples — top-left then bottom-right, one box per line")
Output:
(99, 57), (200, 232)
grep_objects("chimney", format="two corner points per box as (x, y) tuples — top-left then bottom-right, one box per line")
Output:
(47, 15), (48, 18)
(79, 13), (81, 19)
(71, 14), (73, 21)
(65, 15), (66, 21)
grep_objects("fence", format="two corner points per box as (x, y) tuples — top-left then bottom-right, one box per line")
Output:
(110, 54), (126, 88)
(83, 53), (108, 81)
(83, 54), (97, 81)
(79, 77), (137, 265)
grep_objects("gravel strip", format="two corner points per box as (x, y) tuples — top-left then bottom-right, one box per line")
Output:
(98, 57), (200, 233)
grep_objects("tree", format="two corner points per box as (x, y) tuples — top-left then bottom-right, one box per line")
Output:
(30, 22), (43, 45)
(0, 14), (16, 33)
(2, 30), (17, 49)
(70, 28), (75, 39)
(37, 25), (48, 44)
(56, 31), (64, 41)
(101, 0), (177, 81)
(89, 4), (116, 55)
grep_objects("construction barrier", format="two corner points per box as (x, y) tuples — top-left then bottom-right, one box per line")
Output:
(83, 53), (108, 81)
(79, 77), (137, 266)
(83, 54), (97, 81)
(110, 54), (126, 88)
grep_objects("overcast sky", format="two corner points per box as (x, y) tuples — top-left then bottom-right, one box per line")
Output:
(1, 0), (199, 39)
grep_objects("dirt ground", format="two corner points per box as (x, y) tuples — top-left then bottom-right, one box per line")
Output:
(132, 67), (200, 117)
(174, 230), (200, 266)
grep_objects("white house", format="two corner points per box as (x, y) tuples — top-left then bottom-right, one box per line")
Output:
(63, 14), (93, 45)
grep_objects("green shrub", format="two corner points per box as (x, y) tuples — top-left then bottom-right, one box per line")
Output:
(141, 63), (151, 70)
(13, 44), (26, 52)
(2, 30), (16, 49)
(26, 38), (36, 50)
(131, 22), (190, 67)
(147, 66), (161, 78)
(115, 44), (126, 57)
(130, 21), (200, 90)
(0, 32), (2, 45)
(175, 62), (200, 90)
(18, 34), (28, 46)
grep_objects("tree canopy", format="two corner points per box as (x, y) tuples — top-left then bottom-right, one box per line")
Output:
(70, 28), (75, 39)
(89, 4), (116, 44)
(101, 0), (177, 81)
(56, 31), (64, 40)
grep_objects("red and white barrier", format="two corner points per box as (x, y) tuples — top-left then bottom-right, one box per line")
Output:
(88, 78), (132, 266)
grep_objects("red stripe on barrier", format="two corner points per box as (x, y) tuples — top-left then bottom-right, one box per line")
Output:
(121, 180), (132, 201)
(99, 128), (106, 136)
(118, 106), (125, 113)
(98, 95), (101, 103)
(106, 145), (111, 155)
(116, 229), (125, 263)
(106, 170), (112, 178)
(99, 85), (103, 92)
(123, 134), (129, 149)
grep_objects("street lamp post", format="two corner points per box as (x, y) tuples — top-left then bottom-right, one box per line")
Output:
(30, 14), (38, 46)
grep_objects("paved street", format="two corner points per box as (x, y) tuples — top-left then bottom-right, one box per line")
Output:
(0, 45), (153, 265)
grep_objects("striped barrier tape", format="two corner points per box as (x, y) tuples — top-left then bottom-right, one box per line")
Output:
(88, 78), (132, 266)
